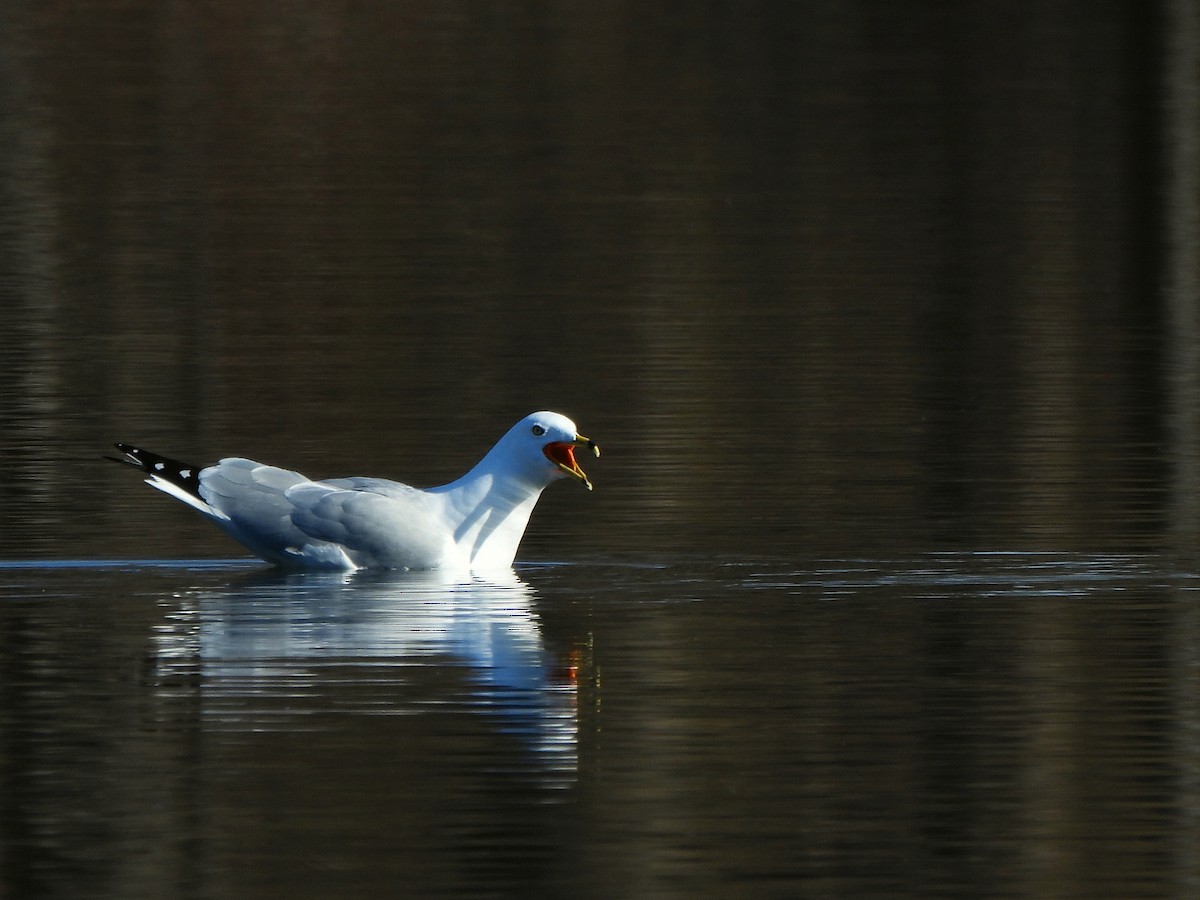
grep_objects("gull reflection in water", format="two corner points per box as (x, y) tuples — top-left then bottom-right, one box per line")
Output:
(150, 567), (580, 786)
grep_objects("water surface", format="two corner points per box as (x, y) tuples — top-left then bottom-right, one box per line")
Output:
(3, 556), (1199, 898)
(2, 3), (1200, 898)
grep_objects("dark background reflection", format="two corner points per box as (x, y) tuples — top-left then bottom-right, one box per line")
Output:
(1, 5), (1199, 897)
(1, 2), (1196, 562)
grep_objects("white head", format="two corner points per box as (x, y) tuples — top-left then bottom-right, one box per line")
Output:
(498, 411), (600, 491)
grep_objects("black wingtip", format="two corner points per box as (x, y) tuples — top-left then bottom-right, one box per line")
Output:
(105, 443), (142, 469)
(107, 443), (205, 497)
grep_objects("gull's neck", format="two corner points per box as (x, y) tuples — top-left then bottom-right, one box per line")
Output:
(427, 443), (550, 568)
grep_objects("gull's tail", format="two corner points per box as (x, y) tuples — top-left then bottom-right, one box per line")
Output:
(107, 443), (206, 507)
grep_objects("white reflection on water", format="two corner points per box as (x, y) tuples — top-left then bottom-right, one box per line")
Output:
(150, 567), (580, 786)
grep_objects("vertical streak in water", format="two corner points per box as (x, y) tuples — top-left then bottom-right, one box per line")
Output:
(1166, 0), (1200, 538)
(1164, 4), (1200, 895)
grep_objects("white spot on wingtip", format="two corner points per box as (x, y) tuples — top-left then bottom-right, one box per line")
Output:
(180, 469), (191, 479)
(153, 462), (165, 471)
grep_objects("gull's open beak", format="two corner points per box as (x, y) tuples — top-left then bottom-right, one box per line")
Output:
(544, 434), (600, 491)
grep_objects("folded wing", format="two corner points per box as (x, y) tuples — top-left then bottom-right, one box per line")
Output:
(287, 480), (448, 569)
(199, 461), (448, 569)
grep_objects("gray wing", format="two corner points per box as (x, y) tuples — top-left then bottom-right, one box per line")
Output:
(199, 460), (448, 569)
(199, 458), (326, 563)
(287, 480), (449, 569)
(321, 476), (426, 500)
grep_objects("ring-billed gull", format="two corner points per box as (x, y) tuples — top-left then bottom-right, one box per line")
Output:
(109, 411), (599, 571)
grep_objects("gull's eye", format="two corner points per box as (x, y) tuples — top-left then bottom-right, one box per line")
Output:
(531, 424), (546, 437)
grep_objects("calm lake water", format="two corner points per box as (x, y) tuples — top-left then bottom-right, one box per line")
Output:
(3, 3), (1200, 898)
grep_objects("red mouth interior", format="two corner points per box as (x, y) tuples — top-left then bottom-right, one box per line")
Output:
(543, 441), (578, 471)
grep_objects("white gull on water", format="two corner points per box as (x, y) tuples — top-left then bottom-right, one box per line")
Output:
(109, 411), (599, 571)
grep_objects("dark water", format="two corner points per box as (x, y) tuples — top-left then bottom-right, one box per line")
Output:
(3, 3), (1200, 898)
(3, 556), (1200, 898)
